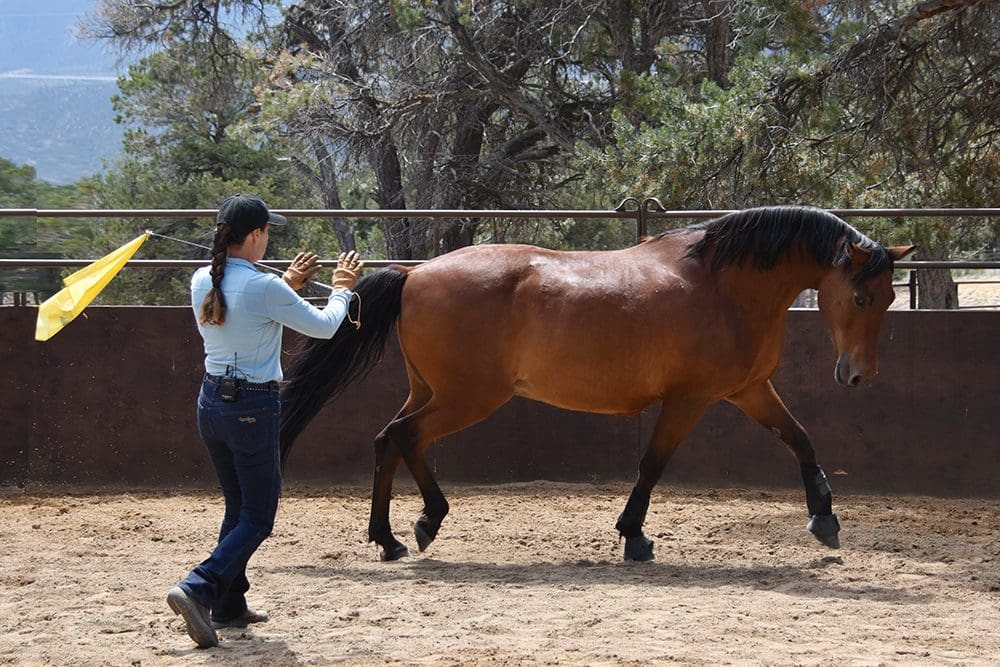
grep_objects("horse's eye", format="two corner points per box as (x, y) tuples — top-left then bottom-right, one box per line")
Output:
(854, 293), (871, 308)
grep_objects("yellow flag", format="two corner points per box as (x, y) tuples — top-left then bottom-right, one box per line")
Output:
(35, 232), (151, 341)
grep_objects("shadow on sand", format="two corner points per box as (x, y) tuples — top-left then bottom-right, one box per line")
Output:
(273, 555), (931, 605)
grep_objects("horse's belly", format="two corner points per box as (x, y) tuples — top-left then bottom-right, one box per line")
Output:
(512, 377), (657, 416)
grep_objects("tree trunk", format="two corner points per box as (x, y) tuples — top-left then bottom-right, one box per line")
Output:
(910, 219), (959, 310)
(288, 148), (358, 254)
(408, 125), (441, 258)
(328, 217), (356, 254)
(371, 136), (411, 259)
(917, 269), (958, 309)
(313, 143), (357, 253)
(703, 0), (732, 89)
(437, 102), (490, 254)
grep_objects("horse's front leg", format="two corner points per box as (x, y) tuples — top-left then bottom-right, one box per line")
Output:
(727, 381), (840, 548)
(616, 398), (709, 561)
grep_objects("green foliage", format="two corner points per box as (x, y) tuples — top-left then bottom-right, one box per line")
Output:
(82, 40), (334, 305)
(85, 164), (329, 305)
(571, 0), (999, 262)
(388, 0), (429, 32)
(0, 158), (37, 208)
(0, 156), (95, 293)
(575, 71), (768, 216)
(0, 159), (38, 259)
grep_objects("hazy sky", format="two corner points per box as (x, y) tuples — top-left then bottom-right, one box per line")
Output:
(0, 0), (121, 81)
(0, 0), (276, 181)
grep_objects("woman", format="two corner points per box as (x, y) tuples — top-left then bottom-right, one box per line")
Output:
(167, 193), (363, 648)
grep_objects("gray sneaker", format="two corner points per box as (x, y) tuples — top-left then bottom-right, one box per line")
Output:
(167, 586), (219, 648)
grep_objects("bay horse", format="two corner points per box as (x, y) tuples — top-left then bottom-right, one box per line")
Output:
(279, 206), (914, 561)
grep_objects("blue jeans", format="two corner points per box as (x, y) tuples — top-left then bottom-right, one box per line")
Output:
(179, 378), (281, 622)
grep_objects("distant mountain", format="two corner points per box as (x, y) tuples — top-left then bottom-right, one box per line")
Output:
(0, 79), (122, 184)
(0, 0), (127, 184)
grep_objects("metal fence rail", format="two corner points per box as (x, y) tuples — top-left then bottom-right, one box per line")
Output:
(3, 205), (999, 308)
(1, 258), (999, 272)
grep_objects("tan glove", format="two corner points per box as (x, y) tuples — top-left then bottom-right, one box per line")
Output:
(332, 250), (364, 292)
(282, 251), (322, 291)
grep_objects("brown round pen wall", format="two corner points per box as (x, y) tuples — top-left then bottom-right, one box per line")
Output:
(1, 306), (997, 497)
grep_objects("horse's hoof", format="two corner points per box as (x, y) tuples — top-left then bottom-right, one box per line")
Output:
(806, 513), (841, 549)
(414, 519), (438, 552)
(813, 531), (840, 548)
(381, 543), (410, 561)
(623, 534), (655, 561)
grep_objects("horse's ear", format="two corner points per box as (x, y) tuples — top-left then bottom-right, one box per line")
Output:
(847, 241), (872, 265)
(887, 245), (917, 261)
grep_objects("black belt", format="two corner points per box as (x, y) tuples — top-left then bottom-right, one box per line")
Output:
(204, 374), (279, 392)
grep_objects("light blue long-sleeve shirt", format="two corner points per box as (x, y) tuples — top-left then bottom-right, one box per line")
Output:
(191, 257), (351, 382)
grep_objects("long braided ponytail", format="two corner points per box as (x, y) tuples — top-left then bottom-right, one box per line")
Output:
(199, 223), (233, 325)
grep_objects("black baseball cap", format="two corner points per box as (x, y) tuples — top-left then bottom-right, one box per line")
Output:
(216, 194), (288, 235)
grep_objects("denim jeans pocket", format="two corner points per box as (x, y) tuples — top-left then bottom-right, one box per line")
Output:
(218, 403), (278, 459)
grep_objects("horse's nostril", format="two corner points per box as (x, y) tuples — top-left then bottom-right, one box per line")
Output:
(849, 375), (861, 387)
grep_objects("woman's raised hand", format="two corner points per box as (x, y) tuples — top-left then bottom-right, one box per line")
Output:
(282, 251), (322, 291)
(332, 251), (365, 292)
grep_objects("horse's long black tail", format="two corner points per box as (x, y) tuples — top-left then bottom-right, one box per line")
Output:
(279, 267), (408, 466)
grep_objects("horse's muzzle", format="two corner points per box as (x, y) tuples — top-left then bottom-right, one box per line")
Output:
(834, 354), (870, 388)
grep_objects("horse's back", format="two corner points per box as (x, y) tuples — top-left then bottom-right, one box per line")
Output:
(399, 242), (696, 329)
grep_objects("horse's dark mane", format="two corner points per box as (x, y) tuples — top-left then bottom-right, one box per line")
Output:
(682, 206), (892, 283)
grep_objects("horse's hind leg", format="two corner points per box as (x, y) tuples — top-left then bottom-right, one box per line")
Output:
(370, 421), (411, 562)
(383, 400), (450, 552)
(370, 390), (509, 560)
(726, 381), (840, 548)
(616, 398), (709, 561)
(369, 362), (437, 561)
(369, 420), (435, 561)
(406, 395), (513, 546)
(404, 447), (448, 552)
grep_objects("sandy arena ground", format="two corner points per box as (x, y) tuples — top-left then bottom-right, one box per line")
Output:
(1, 482), (998, 666)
